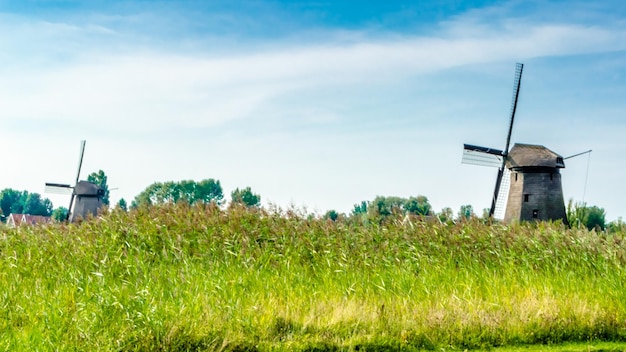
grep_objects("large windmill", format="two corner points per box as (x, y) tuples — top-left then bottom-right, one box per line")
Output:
(45, 140), (105, 222)
(461, 64), (570, 224)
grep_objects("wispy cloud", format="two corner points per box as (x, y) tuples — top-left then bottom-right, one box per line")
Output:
(2, 4), (625, 137)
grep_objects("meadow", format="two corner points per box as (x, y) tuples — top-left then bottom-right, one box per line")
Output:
(1, 203), (625, 351)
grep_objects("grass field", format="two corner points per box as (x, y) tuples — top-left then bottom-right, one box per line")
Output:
(1, 203), (625, 351)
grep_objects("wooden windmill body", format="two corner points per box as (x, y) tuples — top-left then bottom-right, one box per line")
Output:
(503, 143), (567, 224)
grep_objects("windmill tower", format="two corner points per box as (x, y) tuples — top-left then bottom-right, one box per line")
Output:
(45, 140), (105, 222)
(504, 143), (567, 223)
(461, 63), (570, 224)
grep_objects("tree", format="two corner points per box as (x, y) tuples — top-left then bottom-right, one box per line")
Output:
(567, 200), (606, 231)
(585, 206), (606, 231)
(365, 195), (432, 221)
(116, 198), (128, 212)
(23, 193), (53, 216)
(230, 187), (261, 207)
(0, 189), (21, 220)
(324, 209), (339, 221)
(404, 196), (432, 216)
(87, 170), (110, 206)
(52, 207), (68, 222)
(368, 196), (406, 218)
(458, 204), (474, 221)
(194, 179), (224, 205)
(351, 201), (368, 216)
(0, 189), (53, 220)
(132, 179), (224, 208)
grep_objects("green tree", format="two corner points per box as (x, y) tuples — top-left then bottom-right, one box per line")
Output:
(368, 196), (406, 218)
(458, 204), (474, 221)
(230, 187), (261, 207)
(189, 179), (224, 205)
(567, 200), (606, 231)
(116, 198), (128, 212)
(52, 207), (69, 222)
(585, 206), (606, 231)
(0, 189), (53, 218)
(87, 170), (110, 206)
(404, 196), (432, 216)
(324, 209), (339, 221)
(133, 179), (224, 208)
(351, 201), (368, 216)
(23, 193), (53, 216)
(0, 189), (21, 220)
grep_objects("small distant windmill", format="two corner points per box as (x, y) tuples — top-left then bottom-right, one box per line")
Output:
(461, 63), (580, 224)
(45, 140), (105, 222)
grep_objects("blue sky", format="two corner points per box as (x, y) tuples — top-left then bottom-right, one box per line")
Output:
(1, 0), (626, 220)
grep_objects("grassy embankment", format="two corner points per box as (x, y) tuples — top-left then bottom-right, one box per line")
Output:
(1, 203), (625, 351)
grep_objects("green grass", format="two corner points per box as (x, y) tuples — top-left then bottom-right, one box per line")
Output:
(0, 203), (625, 351)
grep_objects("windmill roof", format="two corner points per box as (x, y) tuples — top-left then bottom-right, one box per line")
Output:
(507, 143), (565, 169)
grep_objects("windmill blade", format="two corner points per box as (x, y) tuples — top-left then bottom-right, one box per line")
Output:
(462, 144), (503, 167)
(75, 140), (86, 184)
(67, 194), (76, 221)
(44, 182), (74, 195)
(67, 140), (86, 222)
(493, 168), (511, 220)
(490, 63), (523, 218)
(564, 149), (592, 160)
(503, 63), (524, 156)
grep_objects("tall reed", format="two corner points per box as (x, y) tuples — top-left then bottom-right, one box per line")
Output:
(0, 203), (624, 350)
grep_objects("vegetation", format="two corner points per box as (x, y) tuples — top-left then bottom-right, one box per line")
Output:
(0, 188), (54, 221)
(87, 170), (111, 206)
(131, 179), (224, 208)
(356, 195), (432, 220)
(567, 200), (607, 231)
(230, 187), (261, 208)
(51, 206), (69, 221)
(116, 198), (128, 211)
(1, 203), (625, 351)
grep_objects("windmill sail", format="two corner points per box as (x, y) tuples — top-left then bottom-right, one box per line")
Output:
(493, 168), (511, 219)
(462, 144), (503, 167)
(488, 63), (524, 217)
(44, 183), (74, 195)
(67, 140), (87, 220)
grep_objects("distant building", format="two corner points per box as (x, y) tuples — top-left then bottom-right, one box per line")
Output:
(5, 214), (52, 228)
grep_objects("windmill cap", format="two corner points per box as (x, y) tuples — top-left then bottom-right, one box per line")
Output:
(507, 143), (565, 169)
(74, 180), (104, 196)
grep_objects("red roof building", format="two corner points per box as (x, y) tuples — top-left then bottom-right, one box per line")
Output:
(5, 214), (52, 228)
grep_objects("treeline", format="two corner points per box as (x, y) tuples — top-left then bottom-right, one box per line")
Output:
(130, 179), (261, 209)
(323, 195), (478, 224)
(0, 170), (620, 232)
(0, 189), (53, 221)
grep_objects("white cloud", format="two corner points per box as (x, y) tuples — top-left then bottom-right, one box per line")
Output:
(1, 13), (625, 136)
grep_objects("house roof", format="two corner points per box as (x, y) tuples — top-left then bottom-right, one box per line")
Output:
(507, 143), (565, 169)
(6, 213), (52, 227)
